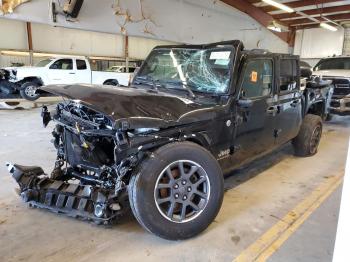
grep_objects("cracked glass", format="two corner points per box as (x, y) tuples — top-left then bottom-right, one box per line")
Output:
(136, 46), (235, 94)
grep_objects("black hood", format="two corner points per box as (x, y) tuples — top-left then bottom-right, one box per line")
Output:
(42, 84), (220, 129)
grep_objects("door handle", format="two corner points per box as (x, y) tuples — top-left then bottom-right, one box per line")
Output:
(267, 106), (278, 115)
(69, 72), (76, 75)
(290, 100), (299, 107)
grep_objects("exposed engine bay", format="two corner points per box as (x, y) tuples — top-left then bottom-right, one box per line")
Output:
(0, 68), (18, 97)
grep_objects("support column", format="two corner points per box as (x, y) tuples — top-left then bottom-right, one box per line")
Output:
(287, 29), (296, 55)
(124, 35), (129, 72)
(26, 22), (33, 66)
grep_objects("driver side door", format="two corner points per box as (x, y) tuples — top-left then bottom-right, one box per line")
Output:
(231, 57), (278, 164)
(47, 59), (76, 84)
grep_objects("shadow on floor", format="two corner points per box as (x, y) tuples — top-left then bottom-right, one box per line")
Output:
(223, 144), (293, 192)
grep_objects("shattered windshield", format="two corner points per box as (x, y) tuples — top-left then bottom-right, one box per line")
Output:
(35, 59), (53, 67)
(135, 46), (234, 94)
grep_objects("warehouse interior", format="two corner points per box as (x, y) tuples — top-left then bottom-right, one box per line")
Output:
(0, 0), (350, 261)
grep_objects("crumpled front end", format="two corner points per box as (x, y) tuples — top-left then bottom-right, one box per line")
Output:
(7, 98), (186, 224)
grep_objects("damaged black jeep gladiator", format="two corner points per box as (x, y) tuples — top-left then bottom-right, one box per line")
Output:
(7, 40), (331, 240)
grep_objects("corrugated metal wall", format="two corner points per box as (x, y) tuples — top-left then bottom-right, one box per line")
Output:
(294, 27), (345, 66)
(0, 18), (177, 67)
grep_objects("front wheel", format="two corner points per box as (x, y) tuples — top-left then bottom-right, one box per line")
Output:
(128, 142), (224, 240)
(292, 114), (323, 157)
(20, 82), (41, 101)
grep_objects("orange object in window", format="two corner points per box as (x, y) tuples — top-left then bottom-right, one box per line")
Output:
(251, 71), (258, 83)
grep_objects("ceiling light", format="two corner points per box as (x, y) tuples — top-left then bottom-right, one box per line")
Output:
(267, 21), (289, 32)
(262, 0), (294, 13)
(320, 22), (338, 32)
(268, 24), (281, 32)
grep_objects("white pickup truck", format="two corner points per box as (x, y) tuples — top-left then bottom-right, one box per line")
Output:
(4, 57), (131, 100)
(312, 56), (350, 117)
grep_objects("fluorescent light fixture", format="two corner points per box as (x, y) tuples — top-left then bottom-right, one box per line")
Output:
(267, 21), (289, 32)
(320, 22), (338, 32)
(268, 24), (282, 32)
(262, 0), (294, 13)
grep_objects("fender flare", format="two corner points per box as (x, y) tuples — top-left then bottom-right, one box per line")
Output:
(17, 77), (44, 90)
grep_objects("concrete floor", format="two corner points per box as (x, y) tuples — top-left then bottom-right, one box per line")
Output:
(269, 185), (342, 262)
(0, 108), (349, 262)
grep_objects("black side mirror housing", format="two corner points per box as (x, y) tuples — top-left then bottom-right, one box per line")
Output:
(237, 99), (253, 109)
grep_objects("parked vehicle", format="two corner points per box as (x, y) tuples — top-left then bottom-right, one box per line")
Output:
(7, 40), (331, 240)
(1, 57), (132, 101)
(0, 68), (18, 97)
(299, 61), (333, 121)
(313, 56), (350, 117)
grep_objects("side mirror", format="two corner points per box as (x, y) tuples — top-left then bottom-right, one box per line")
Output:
(237, 99), (253, 109)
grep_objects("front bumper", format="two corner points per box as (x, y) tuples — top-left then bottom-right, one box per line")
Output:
(330, 96), (350, 115)
(6, 163), (128, 225)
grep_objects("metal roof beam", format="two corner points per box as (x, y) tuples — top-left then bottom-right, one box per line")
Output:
(261, 0), (341, 13)
(220, 0), (292, 44)
(274, 5), (350, 20)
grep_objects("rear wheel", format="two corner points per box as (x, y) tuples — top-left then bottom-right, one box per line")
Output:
(104, 80), (119, 86)
(128, 142), (224, 240)
(20, 82), (41, 101)
(292, 114), (322, 157)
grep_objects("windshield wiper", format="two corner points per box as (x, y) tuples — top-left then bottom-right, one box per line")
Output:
(163, 80), (196, 99)
(181, 83), (196, 99)
(134, 76), (164, 92)
(134, 77), (196, 99)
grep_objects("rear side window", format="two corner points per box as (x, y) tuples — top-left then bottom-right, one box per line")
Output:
(280, 59), (298, 92)
(50, 59), (73, 70)
(241, 59), (273, 98)
(76, 59), (87, 70)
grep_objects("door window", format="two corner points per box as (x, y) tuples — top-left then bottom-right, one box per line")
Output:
(76, 60), (87, 70)
(241, 59), (273, 98)
(280, 59), (298, 92)
(50, 59), (73, 70)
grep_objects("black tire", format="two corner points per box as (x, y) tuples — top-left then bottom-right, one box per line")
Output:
(20, 82), (41, 101)
(104, 80), (119, 86)
(128, 142), (224, 240)
(292, 114), (323, 157)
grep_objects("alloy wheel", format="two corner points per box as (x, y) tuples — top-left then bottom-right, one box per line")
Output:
(154, 160), (211, 223)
